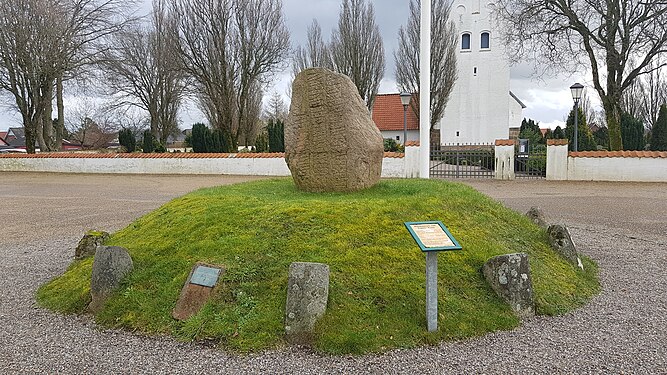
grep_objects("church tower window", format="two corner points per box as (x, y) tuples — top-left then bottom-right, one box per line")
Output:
(462, 33), (471, 50)
(481, 32), (490, 49)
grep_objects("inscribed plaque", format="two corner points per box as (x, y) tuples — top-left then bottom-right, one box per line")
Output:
(190, 265), (221, 287)
(410, 223), (454, 248)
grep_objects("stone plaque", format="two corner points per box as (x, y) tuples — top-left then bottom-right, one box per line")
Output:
(190, 265), (221, 287)
(405, 221), (462, 252)
(173, 263), (225, 321)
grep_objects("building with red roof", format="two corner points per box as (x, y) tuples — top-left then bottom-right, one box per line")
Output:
(371, 93), (420, 145)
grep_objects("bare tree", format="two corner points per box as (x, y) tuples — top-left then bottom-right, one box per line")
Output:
(395, 0), (457, 129)
(330, 0), (385, 109)
(623, 61), (667, 131)
(238, 81), (263, 147)
(0, 0), (133, 153)
(66, 99), (119, 149)
(292, 19), (334, 77)
(264, 91), (287, 121)
(495, 0), (667, 150)
(171, 0), (289, 151)
(103, 0), (187, 145)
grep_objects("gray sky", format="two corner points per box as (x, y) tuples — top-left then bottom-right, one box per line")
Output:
(0, 0), (586, 132)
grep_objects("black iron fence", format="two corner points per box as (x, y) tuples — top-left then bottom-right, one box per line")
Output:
(515, 144), (547, 178)
(430, 143), (495, 179)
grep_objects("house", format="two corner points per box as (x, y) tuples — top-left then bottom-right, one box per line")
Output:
(4, 127), (24, 147)
(371, 94), (420, 145)
(0, 131), (8, 147)
(437, 0), (525, 145)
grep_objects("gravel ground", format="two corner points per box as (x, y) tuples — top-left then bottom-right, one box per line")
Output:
(1, 173), (665, 374)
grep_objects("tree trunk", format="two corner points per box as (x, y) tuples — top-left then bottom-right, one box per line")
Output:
(602, 95), (623, 151)
(55, 76), (65, 151)
(23, 119), (37, 154)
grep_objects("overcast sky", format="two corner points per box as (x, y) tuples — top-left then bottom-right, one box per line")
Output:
(0, 0), (589, 132)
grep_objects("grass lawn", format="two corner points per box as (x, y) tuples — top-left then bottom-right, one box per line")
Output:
(37, 178), (599, 354)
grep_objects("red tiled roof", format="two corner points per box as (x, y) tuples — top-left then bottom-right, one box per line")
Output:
(372, 94), (419, 131)
(404, 141), (420, 147)
(495, 139), (515, 146)
(570, 151), (667, 158)
(547, 139), (569, 146)
(0, 152), (405, 159)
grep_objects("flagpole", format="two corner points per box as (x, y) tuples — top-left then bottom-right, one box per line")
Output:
(419, 0), (431, 178)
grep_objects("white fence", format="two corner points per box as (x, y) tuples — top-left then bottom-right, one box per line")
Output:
(0, 151), (411, 178)
(546, 140), (667, 182)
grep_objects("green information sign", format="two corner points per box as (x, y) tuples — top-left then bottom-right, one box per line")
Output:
(404, 221), (462, 252)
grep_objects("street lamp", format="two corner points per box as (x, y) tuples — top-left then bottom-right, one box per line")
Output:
(570, 83), (584, 152)
(400, 92), (412, 146)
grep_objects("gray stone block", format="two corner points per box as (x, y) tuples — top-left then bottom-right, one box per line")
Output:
(89, 246), (133, 313)
(285, 68), (384, 192)
(526, 207), (548, 229)
(482, 253), (535, 319)
(285, 262), (330, 345)
(548, 224), (584, 270)
(75, 230), (110, 259)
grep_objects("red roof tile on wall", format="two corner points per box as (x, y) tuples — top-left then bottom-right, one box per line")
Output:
(372, 94), (419, 131)
(0, 152), (405, 159)
(570, 151), (667, 158)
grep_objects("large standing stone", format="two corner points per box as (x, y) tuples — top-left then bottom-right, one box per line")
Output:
(75, 230), (110, 259)
(285, 262), (330, 345)
(285, 68), (384, 192)
(89, 246), (133, 313)
(482, 253), (535, 319)
(526, 207), (548, 229)
(548, 224), (584, 270)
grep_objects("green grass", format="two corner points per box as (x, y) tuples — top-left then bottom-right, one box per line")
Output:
(36, 178), (599, 354)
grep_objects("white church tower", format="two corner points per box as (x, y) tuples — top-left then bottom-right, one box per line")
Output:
(438, 0), (525, 145)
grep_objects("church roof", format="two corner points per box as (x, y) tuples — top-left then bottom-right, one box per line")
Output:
(510, 91), (527, 109)
(371, 93), (420, 131)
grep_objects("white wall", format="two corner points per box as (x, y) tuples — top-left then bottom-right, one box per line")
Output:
(0, 154), (411, 178)
(546, 144), (667, 182)
(438, 0), (514, 145)
(380, 130), (420, 145)
(567, 156), (667, 182)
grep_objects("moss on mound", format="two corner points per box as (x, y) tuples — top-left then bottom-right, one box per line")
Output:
(37, 179), (599, 354)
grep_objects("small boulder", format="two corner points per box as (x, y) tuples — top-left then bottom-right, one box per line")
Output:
(285, 262), (330, 345)
(482, 253), (535, 319)
(547, 224), (584, 270)
(285, 68), (384, 192)
(89, 246), (133, 313)
(75, 230), (110, 259)
(526, 207), (548, 229)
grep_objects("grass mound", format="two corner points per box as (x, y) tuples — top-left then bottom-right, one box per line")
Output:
(37, 179), (599, 354)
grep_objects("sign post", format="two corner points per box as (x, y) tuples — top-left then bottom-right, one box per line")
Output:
(405, 221), (462, 332)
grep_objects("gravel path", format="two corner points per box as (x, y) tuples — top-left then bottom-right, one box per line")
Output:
(1, 173), (665, 374)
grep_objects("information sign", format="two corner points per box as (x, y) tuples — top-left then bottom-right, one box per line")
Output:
(405, 221), (462, 251)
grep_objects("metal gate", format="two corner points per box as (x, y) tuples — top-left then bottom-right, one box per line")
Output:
(515, 141), (547, 179)
(430, 143), (495, 179)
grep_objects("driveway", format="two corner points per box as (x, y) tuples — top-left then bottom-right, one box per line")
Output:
(0, 173), (665, 374)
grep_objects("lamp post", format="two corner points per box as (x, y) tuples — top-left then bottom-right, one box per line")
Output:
(570, 83), (584, 152)
(400, 92), (412, 146)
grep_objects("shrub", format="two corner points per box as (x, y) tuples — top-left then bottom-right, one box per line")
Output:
(384, 138), (399, 152)
(118, 128), (136, 153)
(255, 132), (269, 153)
(142, 130), (155, 153)
(620, 112), (646, 151)
(650, 104), (667, 151)
(565, 108), (596, 151)
(267, 119), (285, 152)
(191, 123), (208, 153)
